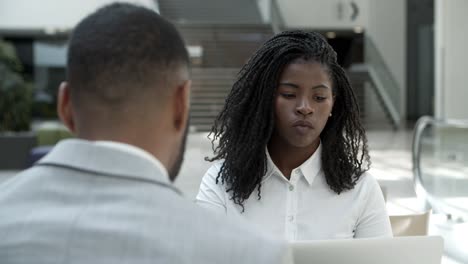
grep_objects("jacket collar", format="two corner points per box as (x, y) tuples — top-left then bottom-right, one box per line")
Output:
(37, 139), (179, 194)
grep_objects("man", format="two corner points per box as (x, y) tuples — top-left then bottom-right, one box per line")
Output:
(0, 3), (289, 263)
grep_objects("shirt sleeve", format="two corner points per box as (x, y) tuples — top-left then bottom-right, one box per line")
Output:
(195, 162), (228, 214)
(354, 173), (393, 238)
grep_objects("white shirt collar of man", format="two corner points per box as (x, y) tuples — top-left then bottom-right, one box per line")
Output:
(94, 140), (170, 180)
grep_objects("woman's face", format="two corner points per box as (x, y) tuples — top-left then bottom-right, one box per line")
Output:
(270, 59), (334, 149)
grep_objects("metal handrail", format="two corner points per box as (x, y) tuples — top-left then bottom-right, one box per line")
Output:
(365, 36), (402, 129)
(270, 0), (285, 34)
(412, 116), (468, 220)
(367, 65), (401, 129)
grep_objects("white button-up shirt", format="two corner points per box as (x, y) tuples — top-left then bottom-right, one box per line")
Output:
(196, 144), (393, 240)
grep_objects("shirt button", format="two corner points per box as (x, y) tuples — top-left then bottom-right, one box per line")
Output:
(289, 185), (294, 191)
(295, 170), (301, 175)
(288, 216), (294, 222)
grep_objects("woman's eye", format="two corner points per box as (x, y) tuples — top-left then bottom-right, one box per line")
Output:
(314, 96), (327, 101)
(281, 93), (295, 98)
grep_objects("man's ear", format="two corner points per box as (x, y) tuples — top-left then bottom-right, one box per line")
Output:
(57, 82), (76, 133)
(173, 79), (191, 132)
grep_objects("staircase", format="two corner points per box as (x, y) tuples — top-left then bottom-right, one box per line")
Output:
(348, 65), (396, 130)
(158, 0), (274, 131)
(158, 0), (263, 24)
(175, 24), (273, 68)
(157, 0), (395, 131)
(189, 68), (238, 132)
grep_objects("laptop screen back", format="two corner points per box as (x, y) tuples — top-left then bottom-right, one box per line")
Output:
(291, 236), (443, 264)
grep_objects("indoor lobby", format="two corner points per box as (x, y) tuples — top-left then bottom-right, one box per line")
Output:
(1, 0), (467, 263)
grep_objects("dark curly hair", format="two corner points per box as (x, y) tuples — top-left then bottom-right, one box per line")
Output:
(207, 30), (370, 210)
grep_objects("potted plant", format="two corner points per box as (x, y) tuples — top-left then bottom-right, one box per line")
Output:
(0, 40), (36, 169)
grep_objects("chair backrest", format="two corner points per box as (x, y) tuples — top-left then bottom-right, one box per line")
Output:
(389, 211), (431, 236)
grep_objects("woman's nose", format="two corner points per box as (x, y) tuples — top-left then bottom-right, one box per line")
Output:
(295, 98), (314, 116)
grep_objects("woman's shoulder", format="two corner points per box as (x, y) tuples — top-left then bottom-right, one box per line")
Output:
(201, 160), (226, 184)
(354, 171), (382, 193)
(352, 171), (388, 204)
(205, 160), (225, 175)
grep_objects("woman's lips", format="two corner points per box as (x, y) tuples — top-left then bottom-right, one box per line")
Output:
(293, 120), (313, 128)
(292, 120), (314, 134)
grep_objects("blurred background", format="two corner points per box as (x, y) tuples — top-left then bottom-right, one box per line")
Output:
(0, 0), (467, 263)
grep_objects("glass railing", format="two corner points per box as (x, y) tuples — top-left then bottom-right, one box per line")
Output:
(413, 116), (468, 222)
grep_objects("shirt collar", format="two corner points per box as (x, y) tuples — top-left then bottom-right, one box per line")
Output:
(94, 140), (170, 180)
(38, 139), (171, 185)
(265, 143), (322, 186)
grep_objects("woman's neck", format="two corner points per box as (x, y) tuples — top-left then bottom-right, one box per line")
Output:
(267, 138), (320, 180)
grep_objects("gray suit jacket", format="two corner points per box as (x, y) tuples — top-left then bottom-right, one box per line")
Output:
(0, 140), (288, 264)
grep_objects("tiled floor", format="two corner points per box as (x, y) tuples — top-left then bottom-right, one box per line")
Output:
(1, 129), (466, 263)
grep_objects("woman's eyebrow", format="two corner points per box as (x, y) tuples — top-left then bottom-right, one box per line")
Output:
(278, 82), (330, 89)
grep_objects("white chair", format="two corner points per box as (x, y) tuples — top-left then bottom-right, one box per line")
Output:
(389, 211), (431, 236)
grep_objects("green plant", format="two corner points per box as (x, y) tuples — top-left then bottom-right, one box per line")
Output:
(0, 40), (32, 132)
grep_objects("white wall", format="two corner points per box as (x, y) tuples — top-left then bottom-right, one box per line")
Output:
(435, 0), (468, 119)
(367, 0), (406, 117)
(275, 0), (368, 30)
(0, 0), (159, 31)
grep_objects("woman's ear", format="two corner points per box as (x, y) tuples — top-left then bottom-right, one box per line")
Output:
(173, 79), (191, 132)
(57, 82), (76, 133)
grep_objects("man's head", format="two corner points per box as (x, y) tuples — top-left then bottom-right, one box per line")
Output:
(57, 3), (191, 180)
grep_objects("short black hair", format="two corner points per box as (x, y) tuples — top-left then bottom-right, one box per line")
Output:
(67, 3), (189, 107)
(207, 30), (370, 210)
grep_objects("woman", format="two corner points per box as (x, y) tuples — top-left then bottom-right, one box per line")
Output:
(196, 31), (392, 240)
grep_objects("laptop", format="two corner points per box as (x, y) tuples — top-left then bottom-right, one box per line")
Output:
(291, 236), (444, 264)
